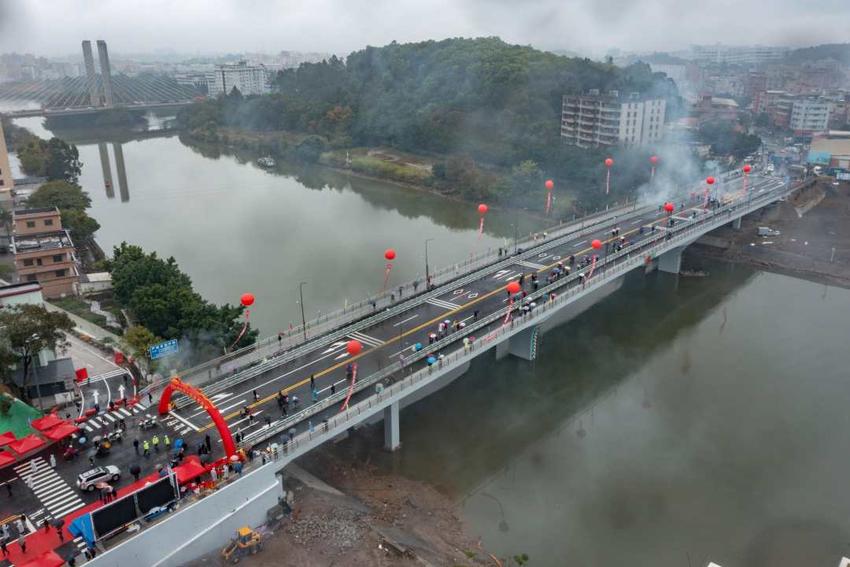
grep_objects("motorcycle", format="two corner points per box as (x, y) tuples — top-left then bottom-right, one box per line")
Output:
(63, 446), (78, 461)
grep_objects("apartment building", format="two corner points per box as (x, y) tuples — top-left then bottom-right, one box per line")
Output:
(11, 208), (80, 298)
(207, 61), (270, 97)
(561, 91), (666, 148)
(790, 98), (831, 137)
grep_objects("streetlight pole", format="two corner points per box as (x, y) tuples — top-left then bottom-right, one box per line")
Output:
(298, 281), (308, 341)
(424, 238), (434, 290)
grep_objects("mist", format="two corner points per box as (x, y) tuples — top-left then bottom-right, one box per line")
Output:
(1, 0), (847, 57)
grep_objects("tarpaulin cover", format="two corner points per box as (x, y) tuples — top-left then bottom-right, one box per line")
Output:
(174, 455), (206, 484)
(0, 451), (15, 467)
(68, 513), (95, 547)
(30, 413), (64, 432)
(18, 550), (65, 567)
(0, 431), (16, 447)
(8, 434), (46, 455)
(42, 422), (79, 441)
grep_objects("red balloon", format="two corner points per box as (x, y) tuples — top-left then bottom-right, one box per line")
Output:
(706, 176), (715, 185)
(604, 158), (614, 168)
(240, 293), (255, 307)
(650, 155), (659, 165)
(664, 202), (675, 213)
(384, 248), (396, 261)
(591, 239), (603, 250)
(478, 203), (488, 214)
(506, 281), (521, 294)
(743, 164), (752, 173)
(544, 179), (554, 191)
(346, 340), (362, 356)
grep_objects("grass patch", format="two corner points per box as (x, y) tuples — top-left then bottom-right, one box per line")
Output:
(49, 297), (122, 335)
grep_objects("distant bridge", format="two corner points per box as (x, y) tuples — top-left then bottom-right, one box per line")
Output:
(0, 100), (195, 119)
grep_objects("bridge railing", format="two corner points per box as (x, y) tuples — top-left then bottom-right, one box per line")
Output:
(175, 199), (647, 391)
(243, 183), (793, 448)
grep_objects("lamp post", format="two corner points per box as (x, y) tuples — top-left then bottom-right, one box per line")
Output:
(298, 282), (308, 341)
(424, 238), (434, 289)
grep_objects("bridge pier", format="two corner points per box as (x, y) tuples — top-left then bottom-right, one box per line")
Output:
(657, 246), (684, 274)
(508, 324), (540, 361)
(383, 401), (400, 451)
(731, 216), (742, 230)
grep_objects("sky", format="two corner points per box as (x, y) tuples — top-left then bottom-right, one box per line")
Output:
(0, 0), (847, 58)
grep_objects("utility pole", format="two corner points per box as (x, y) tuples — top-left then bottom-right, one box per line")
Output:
(298, 282), (308, 341)
(424, 238), (434, 290)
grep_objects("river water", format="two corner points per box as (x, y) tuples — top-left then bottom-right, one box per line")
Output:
(12, 115), (850, 567)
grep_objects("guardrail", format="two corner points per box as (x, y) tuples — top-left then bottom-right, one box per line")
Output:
(243, 181), (793, 447)
(173, 202), (655, 407)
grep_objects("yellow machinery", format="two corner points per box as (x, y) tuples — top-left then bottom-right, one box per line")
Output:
(221, 526), (263, 563)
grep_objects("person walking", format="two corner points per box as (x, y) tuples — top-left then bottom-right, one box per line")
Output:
(151, 435), (160, 452)
(17, 534), (25, 554)
(49, 453), (57, 468)
(253, 389), (259, 402)
(164, 435), (171, 450)
(309, 374), (315, 391)
(205, 434), (211, 453)
(0, 539), (7, 557)
(29, 459), (37, 477)
(148, 392), (153, 405)
(133, 438), (139, 455)
(143, 440), (150, 457)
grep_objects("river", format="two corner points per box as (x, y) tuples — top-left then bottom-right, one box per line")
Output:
(11, 115), (850, 567)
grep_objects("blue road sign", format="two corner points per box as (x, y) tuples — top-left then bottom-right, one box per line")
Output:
(149, 339), (179, 360)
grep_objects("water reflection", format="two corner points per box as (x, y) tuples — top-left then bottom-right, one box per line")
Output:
(112, 142), (129, 202)
(97, 143), (114, 199)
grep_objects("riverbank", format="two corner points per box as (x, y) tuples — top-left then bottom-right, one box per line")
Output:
(688, 178), (850, 289)
(187, 444), (494, 567)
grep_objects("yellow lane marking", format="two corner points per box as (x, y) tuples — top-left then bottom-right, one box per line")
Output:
(199, 205), (700, 431)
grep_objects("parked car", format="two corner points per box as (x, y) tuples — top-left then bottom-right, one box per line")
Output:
(77, 465), (121, 492)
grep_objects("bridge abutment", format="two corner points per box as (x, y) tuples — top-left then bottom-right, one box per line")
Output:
(383, 401), (400, 451)
(508, 324), (540, 361)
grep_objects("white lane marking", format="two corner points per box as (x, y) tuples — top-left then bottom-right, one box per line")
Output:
(392, 314), (419, 327)
(210, 392), (233, 401)
(320, 342), (347, 355)
(492, 269), (511, 279)
(426, 297), (458, 310)
(226, 410), (264, 430)
(334, 352), (350, 360)
(517, 260), (547, 270)
(349, 331), (384, 347)
(168, 410), (200, 432)
(317, 378), (348, 395)
(573, 240), (587, 248)
(202, 398), (246, 416)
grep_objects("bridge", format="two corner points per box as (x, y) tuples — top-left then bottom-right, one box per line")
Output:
(0, 40), (200, 118)
(4, 172), (795, 565)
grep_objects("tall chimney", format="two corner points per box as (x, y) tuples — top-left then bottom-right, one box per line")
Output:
(96, 40), (114, 107)
(81, 41), (100, 106)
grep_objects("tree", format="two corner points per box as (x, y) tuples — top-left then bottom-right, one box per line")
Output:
(123, 325), (159, 372)
(0, 305), (73, 400)
(27, 180), (92, 211)
(44, 138), (82, 183)
(60, 209), (101, 243)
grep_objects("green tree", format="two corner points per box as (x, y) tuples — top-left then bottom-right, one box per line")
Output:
(60, 209), (101, 243)
(0, 305), (74, 400)
(123, 325), (159, 371)
(44, 138), (82, 183)
(27, 180), (92, 211)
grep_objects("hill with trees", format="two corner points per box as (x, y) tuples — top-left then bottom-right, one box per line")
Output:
(178, 37), (682, 212)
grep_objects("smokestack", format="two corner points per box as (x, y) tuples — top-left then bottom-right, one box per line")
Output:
(96, 40), (114, 107)
(81, 41), (100, 106)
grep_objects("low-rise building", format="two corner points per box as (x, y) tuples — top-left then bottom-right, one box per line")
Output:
(692, 95), (740, 124)
(561, 90), (666, 148)
(207, 61), (270, 97)
(11, 208), (80, 298)
(807, 131), (850, 170)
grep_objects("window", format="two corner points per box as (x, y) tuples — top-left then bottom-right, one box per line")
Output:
(26, 221), (35, 228)
(26, 274), (37, 282)
(0, 180), (4, 187)
(44, 219), (54, 226)
(22, 259), (34, 267)
(36, 258), (43, 266)
(52, 254), (64, 262)
(54, 269), (66, 277)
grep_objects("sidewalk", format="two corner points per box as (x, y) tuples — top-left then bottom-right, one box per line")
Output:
(44, 302), (122, 343)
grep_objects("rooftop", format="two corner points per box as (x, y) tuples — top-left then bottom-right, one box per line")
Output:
(13, 207), (59, 217)
(11, 230), (75, 253)
(12, 357), (76, 388)
(0, 282), (43, 299)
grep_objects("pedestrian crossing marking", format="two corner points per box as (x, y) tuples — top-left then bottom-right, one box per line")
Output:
(349, 331), (384, 348)
(14, 458), (83, 518)
(425, 297), (457, 310)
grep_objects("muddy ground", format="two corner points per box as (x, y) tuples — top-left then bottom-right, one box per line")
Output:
(688, 178), (850, 288)
(187, 445), (497, 567)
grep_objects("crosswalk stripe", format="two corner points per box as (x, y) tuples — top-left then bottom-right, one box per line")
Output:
(426, 297), (457, 310)
(103, 413), (116, 422)
(517, 259), (547, 270)
(349, 331), (384, 348)
(118, 408), (132, 417)
(16, 458), (83, 517)
(83, 425), (92, 432)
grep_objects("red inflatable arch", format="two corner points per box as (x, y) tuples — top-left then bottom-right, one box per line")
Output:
(158, 377), (236, 458)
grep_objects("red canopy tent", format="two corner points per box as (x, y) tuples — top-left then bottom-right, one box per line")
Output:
(8, 434), (46, 456)
(42, 422), (79, 442)
(0, 451), (15, 467)
(0, 431), (16, 447)
(18, 549), (65, 567)
(174, 456), (207, 485)
(30, 413), (64, 432)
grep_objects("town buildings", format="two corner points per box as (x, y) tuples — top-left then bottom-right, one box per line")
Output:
(687, 45), (790, 66)
(0, 120), (14, 204)
(789, 97), (832, 137)
(11, 208), (80, 299)
(561, 91), (666, 148)
(207, 62), (270, 97)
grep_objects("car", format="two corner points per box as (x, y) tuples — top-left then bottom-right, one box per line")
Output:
(77, 465), (121, 492)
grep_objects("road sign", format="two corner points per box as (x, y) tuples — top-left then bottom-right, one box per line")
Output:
(149, 339), (179, 361)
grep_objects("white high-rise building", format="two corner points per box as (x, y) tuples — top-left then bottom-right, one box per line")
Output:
(207, 62), (270, 97)
(790, 97), (832, 136)
(561, 91), (666, 148)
